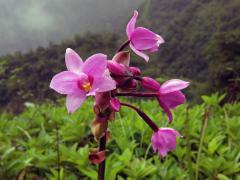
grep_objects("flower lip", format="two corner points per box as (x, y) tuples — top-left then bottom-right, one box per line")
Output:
(77, 74), (94, 92)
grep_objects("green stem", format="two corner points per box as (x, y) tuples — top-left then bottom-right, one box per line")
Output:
(56, 125), (60, 180)
(185, 106), (194, 179)
(195, 109), (209, 180)
(223, 108), (231, 149)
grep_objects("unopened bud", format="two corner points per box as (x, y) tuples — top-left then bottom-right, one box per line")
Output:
(107, 61), (126, 75)
(89, 150), (106, 164)
(91, 117), (108, 140)
(130, 67), (141, 76)
(129, 79), (138, 89)
(142, 77), (160, 91)
(110, 98), (121, 112)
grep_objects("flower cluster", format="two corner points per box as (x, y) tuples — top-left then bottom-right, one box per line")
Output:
(50, 10), (189, 164)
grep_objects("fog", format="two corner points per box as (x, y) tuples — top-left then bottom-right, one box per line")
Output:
(0, 0), (144, 55)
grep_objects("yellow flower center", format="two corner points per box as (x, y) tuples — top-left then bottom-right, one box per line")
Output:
(82, 82), (92, 92)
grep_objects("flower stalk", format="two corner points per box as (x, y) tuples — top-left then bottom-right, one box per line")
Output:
(117, 40), (130, 52)
(116, 92), (158, 98)
(98, 133), (107, 180)
(120, 102), (159, 132)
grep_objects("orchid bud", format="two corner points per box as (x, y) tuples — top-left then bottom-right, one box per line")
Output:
(129, 79), (138, 89)
(95, 92), (111, 112)
(89, 149), (106, 164)
(107, 61), (126, 75)
(91, 117), (108, 140)
(130, 66), (141, 76)
(106, 130), (111, 143)
(110, 98), (121, 112)
(141, 77), (160, 91)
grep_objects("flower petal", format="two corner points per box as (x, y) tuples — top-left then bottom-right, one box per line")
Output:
(160, 91), (186, 108)
(131, 27), (159, 40)
(160, 128), (181, 137)
(130, 43), (149, 62)
(161, 130), (177, 150)
(160, 79), (190, 94)
(156, 34), (165, 46)
(65, 48), (83, 73)
(126, 10), (138, 39)
(82, 53), (107, 78)
(151, 131), (167, 157)
(131, 39), (158, 50)
(50, 71), (79, 94)
(130, 27), (164, 51)
(66, 91), (86, 113)
(91, 76), (116, 94)
(148, 46), (159, 52)
(159, 145), (167, 158)
(157, 97), (173, 123)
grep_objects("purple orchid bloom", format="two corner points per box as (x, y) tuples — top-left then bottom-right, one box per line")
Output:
(141, 77), (189, 122)
(50, 48), (116, 113)
(157, 79), (189, 122)
(126, 10), (164, 62)
(151, 128), (181, 158)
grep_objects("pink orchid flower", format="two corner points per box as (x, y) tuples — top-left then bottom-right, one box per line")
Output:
(151, 128), (181, 158)
(50, 48), (116, 113)
(126, 10), (164, 62)
(141, 78), (189, 122)
(157, 79), (189, 122)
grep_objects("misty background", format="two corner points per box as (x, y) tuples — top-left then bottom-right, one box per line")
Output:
(0, 0), (143, 55)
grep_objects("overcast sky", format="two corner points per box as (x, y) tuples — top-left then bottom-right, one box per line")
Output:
(0, 0), (144, 55)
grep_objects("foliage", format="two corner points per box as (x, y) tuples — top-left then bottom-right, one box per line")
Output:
(0, 94), (239, 179)
(1, 0), (240, 112)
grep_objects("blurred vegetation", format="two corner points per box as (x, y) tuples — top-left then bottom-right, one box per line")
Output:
(0, 0), (240, 113)
(0, 94), (239, 179)
(139, 0), (240, 102)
